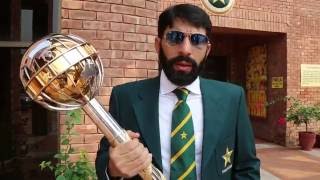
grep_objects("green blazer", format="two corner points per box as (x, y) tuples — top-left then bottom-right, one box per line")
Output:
(96, 77), (260, 180)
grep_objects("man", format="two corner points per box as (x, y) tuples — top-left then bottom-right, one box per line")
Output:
(96, 3), (260, 180)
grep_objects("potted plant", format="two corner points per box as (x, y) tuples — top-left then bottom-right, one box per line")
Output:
(284, 97), (320, 150)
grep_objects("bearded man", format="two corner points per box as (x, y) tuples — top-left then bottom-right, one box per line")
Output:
(96, 3), (260, 180)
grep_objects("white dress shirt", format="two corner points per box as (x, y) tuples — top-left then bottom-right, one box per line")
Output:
(159, 70), (203, 179)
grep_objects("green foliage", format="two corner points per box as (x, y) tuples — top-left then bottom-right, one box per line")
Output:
(285, 97), (320, 132)
(40, 109), (97, 180)
(268, 96), (320, 132)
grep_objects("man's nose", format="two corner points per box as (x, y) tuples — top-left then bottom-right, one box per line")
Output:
(177, 38), (192, 56)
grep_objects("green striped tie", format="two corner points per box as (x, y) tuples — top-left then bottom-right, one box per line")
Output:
(170, 88), (196, 180)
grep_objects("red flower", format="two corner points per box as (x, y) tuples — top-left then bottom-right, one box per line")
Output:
(278, 117), (286, 126)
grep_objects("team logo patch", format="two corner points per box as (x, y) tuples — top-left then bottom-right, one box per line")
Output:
(201, 0), (235, 14)
(221, 147), (233, 173)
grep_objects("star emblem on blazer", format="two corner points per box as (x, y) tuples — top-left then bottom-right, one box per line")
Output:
(201, 0), (235, 14)
(222, 147), (233, 167)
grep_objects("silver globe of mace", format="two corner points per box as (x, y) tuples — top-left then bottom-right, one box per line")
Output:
(20, 34), (165, 180)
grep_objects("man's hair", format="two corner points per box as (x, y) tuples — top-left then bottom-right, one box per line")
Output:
(158, 4), (212, 38)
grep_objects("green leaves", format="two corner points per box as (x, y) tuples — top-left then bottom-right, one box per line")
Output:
(286, 98), (320, 132)
(40, 161), (54, 171)
(61, 139), (70, 145)
(56, 175), (66, 180)
(267, 96), (320, 132)
(67, 109), (82, 124)
(39, 109), (97, 180)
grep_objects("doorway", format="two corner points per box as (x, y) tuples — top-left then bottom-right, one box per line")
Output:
(202, 56), (229, 82)
(202, 27), (287, 145)
(0, 0), (59, 179)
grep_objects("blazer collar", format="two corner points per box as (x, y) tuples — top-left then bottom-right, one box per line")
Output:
(132, 77), (163, 170)
(159, 70), (201, 95)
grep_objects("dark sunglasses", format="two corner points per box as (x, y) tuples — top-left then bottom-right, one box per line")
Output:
(165, 31), (209, 46)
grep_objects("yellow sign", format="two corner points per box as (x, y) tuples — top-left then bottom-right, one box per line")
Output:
(301, 64), (320, 87)
(272, 77), (283, 88)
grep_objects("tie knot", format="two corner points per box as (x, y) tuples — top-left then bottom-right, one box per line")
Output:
(173, 88), (189, 101)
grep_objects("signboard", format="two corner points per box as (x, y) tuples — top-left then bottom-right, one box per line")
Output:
(272, 76), (283, 89)
(301, 64), (320, 87)
(201, 0), (235, 14)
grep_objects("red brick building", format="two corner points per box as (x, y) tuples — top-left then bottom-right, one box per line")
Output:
(1, 0), (320, 178)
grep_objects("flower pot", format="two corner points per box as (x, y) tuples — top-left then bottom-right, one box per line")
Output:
(315, 134), (320, 148)
(298, 132), (316, 151)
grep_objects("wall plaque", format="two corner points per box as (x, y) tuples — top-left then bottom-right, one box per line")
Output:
(272, 76), (283, 89)
(301, 64), (320, 87)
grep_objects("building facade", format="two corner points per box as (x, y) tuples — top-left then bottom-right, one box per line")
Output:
(1, 0), (320, 177)
(59, 0), (320, 161)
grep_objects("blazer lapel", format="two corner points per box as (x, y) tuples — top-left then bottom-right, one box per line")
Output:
(132, 77), (163, 170)
(200, 78), (225, 172)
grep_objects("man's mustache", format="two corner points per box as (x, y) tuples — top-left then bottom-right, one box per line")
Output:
(167, 56), (197, 66)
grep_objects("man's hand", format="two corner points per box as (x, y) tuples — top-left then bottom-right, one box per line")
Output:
(108, 130), (152, 178)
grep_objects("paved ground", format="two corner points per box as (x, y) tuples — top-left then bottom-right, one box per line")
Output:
(256, 140), (320, 180)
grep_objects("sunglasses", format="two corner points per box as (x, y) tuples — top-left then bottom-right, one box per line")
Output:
(165, 31), (209, 47)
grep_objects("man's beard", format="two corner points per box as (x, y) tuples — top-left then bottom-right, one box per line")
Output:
(159, 47), (206, 86)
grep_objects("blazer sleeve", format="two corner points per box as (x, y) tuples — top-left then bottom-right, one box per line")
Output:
(95, 88), (119, 180)
(232, 88), (261, 179)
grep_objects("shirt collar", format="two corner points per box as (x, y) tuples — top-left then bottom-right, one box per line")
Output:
(160, 70), (201, 95)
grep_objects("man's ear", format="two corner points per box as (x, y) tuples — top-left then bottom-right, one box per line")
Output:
(206, 43), (212, 57)
(155, 37), (161, 54)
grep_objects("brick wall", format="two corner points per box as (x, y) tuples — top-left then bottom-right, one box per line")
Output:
(159, 0), (318, 147)
(286, 0), (320, 146)
(160, 0), (290, 32)
(60, 0), (159, 162)
(60, 0), (320, 162)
